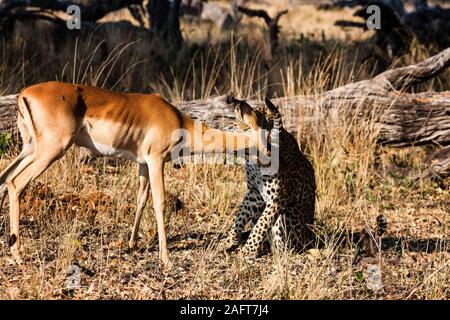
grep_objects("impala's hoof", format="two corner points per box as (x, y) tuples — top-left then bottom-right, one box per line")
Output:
(11, 251), (24, 265)
(128, 240), (138, 251)
(160, 255), (172, 270)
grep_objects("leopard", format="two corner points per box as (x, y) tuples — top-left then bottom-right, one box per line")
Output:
(219, 96), (316, 257)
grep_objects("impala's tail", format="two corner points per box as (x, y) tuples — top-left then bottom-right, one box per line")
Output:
(17, 96), (37, 146)
(0, 96), (36, 197)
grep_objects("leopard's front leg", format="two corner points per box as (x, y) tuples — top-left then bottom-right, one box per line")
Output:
(241, 200), (280, 257)
(219, 189), (265, 251)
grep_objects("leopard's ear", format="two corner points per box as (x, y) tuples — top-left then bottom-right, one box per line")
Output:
(239, 100), (260, 130)
(264, 97), (283, 129)
(264, 97), (278, 114)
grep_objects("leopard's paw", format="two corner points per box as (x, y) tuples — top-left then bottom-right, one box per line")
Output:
(217, 237), (240, 253)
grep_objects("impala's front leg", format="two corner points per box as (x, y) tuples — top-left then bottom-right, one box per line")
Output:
(129, 164), (150, 250)
(147, 156), (170, 267)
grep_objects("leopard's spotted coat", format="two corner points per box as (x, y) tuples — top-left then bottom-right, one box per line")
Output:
(221, 97), (316, 257)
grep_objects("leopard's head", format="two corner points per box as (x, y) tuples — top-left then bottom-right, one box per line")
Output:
(226, 96), (273, 133)
(227, 96), (283, 133)
(226, 96), (284, 166)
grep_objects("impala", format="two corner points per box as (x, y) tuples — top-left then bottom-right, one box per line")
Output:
(0, 81), (269, 267)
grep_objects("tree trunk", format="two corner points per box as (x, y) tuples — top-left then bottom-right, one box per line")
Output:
(147, 0), (183, 48)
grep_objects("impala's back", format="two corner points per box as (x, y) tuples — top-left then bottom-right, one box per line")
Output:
(19, 81), (186, 163)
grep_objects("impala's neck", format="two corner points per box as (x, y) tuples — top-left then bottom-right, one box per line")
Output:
(180, 116), (262, 158)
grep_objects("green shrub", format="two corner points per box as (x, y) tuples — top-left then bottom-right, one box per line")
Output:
(0, 133), (12, 156)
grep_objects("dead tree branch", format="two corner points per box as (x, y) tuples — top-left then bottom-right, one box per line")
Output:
(237, 6), (288, 49)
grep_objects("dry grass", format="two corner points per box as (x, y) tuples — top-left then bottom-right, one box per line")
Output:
(0, 2), (449, 300)
(0, 147), (448, 299)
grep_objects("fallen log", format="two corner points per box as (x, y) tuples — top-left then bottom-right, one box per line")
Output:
(1, 48), (449, 174)
(0, 0), (144, 22)
(176, 47), (450, 147)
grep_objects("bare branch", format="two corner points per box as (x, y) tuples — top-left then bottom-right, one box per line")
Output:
(237, 6), (272, 25)
(237, 6), (288, 49)
(376, 47), (450, 89)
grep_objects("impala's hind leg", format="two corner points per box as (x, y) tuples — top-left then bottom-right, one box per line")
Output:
(0, 143), (34, 190)
(129, 164), (150, 249)
(6, 137), (71, 264)
(1, 101), (35, 201)
(0, 143), (34, 211)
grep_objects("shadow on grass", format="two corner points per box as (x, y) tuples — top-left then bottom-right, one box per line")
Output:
(166, 227), (450, 256)
(381, 236), (450, 254)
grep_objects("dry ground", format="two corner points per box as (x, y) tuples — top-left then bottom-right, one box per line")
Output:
(0, 1), (449, 300)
